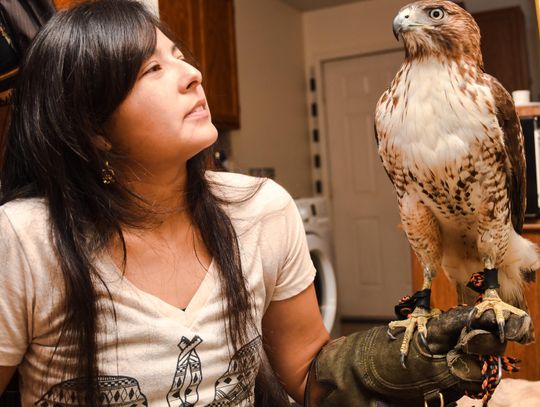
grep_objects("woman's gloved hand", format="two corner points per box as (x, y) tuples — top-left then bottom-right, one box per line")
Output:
(305, 305), (532, 407)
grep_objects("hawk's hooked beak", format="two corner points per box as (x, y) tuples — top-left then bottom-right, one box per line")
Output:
(393, 7), (414, 41)
(393, 20), (401, 40)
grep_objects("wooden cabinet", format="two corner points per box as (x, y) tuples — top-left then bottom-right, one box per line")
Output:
(411, 224), (540, 380)
(53, 0), (82, 8)
(159, 0), (240, 130)
(473, 7), (530, 93)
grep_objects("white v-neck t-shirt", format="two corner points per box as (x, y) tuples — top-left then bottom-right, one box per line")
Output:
(0, 171), (316, 406)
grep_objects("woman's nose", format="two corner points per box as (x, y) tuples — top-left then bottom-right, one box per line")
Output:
(179, 62), (202, 92)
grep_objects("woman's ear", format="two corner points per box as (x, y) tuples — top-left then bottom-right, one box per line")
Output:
(92, 135), (112, 152)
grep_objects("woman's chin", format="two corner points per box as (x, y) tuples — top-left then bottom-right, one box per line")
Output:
(191, 124), (219, 156)
(208, 122), (219, 141)
(201, 123), (219, 149)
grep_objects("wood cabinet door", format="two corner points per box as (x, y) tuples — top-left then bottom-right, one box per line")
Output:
(505, 230), (540, 381)
(412, 228), (540, 380)
(160, 0), (240, 131)
(53, 0), (85, 9)
(196, 0), (239, 130)
(159, 0), (196, 53)
(473, 7), (530, 93)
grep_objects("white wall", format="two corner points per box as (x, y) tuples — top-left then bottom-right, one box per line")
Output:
(303, 0), (410, 64)
(230, 0), (312, 198)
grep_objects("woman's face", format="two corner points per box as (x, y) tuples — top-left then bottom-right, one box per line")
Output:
(105, 28), (218, 173)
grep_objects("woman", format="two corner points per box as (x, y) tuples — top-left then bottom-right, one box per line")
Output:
(0, 1), (325, 404)
(0, 1), (528, 406)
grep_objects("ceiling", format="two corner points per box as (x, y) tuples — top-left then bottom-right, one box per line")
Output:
(280, 0), (366, 12)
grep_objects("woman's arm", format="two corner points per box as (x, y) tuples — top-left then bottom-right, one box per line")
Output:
(0, 366), (16, 394)
(261, 283), (330, 404)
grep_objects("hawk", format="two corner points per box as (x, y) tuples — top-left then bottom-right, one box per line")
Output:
(374, 0), (539, 363)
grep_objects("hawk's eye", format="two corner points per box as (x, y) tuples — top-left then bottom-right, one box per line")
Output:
(429, 8), (445, 20)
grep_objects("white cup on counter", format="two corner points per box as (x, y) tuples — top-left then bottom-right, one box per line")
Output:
(512, 89), (531, 105)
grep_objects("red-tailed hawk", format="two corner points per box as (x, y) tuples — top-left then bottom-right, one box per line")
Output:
(375, 0), (539, 362)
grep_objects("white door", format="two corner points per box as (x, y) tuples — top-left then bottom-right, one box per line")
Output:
(322, 50), (411, 319)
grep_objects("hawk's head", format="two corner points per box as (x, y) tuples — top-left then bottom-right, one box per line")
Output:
(393, 1), (482, 66)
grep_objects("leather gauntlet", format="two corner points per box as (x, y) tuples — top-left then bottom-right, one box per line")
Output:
(305, 306), (530, 407)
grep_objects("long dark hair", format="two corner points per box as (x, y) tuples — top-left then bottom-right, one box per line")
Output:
(0, 1), (287, 405)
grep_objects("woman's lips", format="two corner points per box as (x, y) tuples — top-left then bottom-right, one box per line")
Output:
(185, 103), (209, 119)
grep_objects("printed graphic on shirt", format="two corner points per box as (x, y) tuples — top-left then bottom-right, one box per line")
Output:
(36, 375), (148, 406)
(207, 335), (261, 407)
(35, 335), (261, 407)
(167, 335), (204, 407)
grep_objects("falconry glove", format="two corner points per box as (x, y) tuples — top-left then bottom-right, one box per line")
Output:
(305, 306), (531, 407)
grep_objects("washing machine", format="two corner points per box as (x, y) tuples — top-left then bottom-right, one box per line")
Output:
(294, 197), (337, 333)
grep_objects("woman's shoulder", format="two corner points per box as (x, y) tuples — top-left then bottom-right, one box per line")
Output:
(0, 198), (50, 238)
(206, 171), (293, 212)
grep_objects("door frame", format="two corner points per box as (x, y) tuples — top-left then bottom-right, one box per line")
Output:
(306, 46), (404, 204)
(305, 46), (405, 319)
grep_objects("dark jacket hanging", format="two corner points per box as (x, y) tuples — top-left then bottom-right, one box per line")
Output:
(0, 0), (56, 105)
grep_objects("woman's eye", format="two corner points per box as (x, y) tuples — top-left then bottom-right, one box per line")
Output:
(175, 54), (185, 61)
(429, 8), (445, 20)
(143, 64), (161, 75)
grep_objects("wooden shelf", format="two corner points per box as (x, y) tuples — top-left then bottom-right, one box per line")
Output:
(516, 104), (540, 118)
(524, 218), (540, 232)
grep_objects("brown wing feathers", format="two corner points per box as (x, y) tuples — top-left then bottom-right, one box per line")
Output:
(485, 75), (526, 234)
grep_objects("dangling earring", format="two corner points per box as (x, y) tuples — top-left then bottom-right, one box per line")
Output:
(101, 161), (115, 184)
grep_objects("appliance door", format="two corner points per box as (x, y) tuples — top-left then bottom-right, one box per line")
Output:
(306, 233), (337, 332)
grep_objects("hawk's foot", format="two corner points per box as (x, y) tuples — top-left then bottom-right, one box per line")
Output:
(468, 289), (528, 343)
(388, 306), (441, 368)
